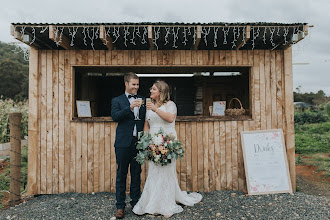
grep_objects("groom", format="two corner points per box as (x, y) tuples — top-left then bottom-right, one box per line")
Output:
(111, 72), (146, 219)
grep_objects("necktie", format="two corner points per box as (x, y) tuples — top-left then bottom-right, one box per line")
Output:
(128, 94), (137, 99)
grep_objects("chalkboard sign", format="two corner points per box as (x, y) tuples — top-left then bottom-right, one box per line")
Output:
(76, 100), (92, 117)
(241, 129), (292, 195)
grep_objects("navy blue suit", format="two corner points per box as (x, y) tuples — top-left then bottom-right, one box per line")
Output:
(111, 94), (146, 209)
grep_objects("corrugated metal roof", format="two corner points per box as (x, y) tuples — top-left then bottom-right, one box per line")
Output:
(11, 22), (308, 26)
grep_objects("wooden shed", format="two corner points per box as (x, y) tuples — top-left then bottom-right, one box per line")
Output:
(10, 22), (308, 195)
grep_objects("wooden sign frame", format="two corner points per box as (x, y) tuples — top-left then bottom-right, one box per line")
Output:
(76, 100), (92, 117)
(241, 129), (293, 195)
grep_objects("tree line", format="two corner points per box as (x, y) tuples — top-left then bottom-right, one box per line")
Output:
(0, 41), (28, 101)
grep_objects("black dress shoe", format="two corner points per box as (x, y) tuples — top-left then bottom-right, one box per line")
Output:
(115, 208), (125, 219)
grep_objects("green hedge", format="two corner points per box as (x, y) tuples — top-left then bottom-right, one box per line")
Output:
(294, 111), (328, 125)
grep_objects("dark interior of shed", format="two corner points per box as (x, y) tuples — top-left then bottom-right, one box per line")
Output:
(74, 66), (250, 117)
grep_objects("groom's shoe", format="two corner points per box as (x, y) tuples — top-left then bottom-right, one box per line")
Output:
(115, 209), (125, 219)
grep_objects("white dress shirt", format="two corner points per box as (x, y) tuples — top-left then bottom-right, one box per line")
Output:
(125, 92), (138, 136)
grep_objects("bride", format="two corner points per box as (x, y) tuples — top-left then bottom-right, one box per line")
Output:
(132, 80), (202, 217)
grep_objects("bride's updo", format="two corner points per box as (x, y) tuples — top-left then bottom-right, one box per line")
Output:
(153, 80), (170, 105)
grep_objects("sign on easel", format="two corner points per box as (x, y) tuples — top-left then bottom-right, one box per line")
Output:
(241, 129), (292, 195)
(76, 100), (92, 117)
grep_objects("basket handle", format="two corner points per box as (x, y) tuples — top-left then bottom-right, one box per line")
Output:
(228, 98), (243, 109)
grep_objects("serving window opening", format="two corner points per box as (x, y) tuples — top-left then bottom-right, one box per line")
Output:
(73, 67), (251, 119)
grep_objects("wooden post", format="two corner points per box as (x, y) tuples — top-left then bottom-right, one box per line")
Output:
(9, 113), (22, 206)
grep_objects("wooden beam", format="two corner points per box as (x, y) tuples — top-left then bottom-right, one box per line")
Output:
(99, 25), (113, 50)
(49, 25), (71, 50)
(236, 25), (251, 50)
(148, 25), (154, 50)
(193, 26), (202, 50)
(11, 25), (39, 49)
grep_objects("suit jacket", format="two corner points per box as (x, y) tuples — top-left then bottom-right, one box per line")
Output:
(111, 94), (146, 148)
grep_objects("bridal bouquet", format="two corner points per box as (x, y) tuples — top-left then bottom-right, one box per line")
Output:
(135, 128), (184, 166)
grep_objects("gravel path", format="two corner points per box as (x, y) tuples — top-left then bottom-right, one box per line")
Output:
(1, 191), (329, 219)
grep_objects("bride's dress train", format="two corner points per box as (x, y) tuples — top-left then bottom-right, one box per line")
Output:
(133, 101), (202, 217)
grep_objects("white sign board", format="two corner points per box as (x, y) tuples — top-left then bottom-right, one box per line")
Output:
(241, 129), (292, 195)
(76, 100), (92, 117)
(212, 101), (226, 116)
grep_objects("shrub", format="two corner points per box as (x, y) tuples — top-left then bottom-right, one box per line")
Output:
(294, 111), (328, 125)
(0, 97), (28, 143)
(325, 102), (330, 117)
(295, 122), (330, 154)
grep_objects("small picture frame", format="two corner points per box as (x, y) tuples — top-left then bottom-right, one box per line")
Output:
(212, 101), (226, 116)
(76, 100), (92, 117)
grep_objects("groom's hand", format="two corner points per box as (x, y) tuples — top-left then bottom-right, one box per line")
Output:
(130, 100), (139, 110)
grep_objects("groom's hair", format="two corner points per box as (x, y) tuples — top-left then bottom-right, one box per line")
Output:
(124, 72), (139, 83)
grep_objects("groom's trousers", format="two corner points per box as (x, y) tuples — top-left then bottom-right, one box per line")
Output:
(115, 137), (142, 209)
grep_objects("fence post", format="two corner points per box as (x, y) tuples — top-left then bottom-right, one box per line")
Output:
(9, 112), (22, 206)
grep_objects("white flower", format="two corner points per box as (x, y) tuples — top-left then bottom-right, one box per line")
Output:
(154, 155), (161, 162)
(152, 134), (164, 145)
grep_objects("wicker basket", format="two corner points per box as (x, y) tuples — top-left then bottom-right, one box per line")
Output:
(225, 98), (246, 116)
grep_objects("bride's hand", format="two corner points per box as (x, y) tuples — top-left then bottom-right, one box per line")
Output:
(147, 102), (157, 112)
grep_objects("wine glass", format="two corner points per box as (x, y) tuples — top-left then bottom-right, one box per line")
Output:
(134, 98), (143, 120)
(146, 98), (151, 120)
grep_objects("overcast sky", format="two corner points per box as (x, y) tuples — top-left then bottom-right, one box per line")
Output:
(1, 0), (329, 95)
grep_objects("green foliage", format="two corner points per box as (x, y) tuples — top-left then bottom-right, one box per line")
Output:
(325, 102), (330, 117)
(0, 98), (28, 143)
(0, 174), (10, 191)
(294, 111), (328, 125)
(295, 122), (330, 154)
(0, 42), (28, 100)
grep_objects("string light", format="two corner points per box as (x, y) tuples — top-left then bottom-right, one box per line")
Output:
(30, 27), (36, 46)
(153, 26), (160, 50)
(11, 24), (304, 55)
(130, 27), (136, 45)
(164, 27), (170, 45)
(263, 27), (267, 44)
(172, 27), (180, 48)
(222, 27), (230, 45)
(251, 27), (260, 50)
(283, 27), (289, 45)
(231, 27), (237, 49)
(123, 26), (130, 47)
(213, 27), (219, 47)
(269, 27), (276, 47)
(201, 27), (210, 47)
(68, 27), (78, 47)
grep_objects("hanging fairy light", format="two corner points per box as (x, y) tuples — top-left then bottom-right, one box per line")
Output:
(112, 27), (120, 43)
(164, 27), (171, 45)
(251, 27), (260, 50)
(141, 27), (148, 44)
(213, 27), (219, 47)
(68, 27), (78, 46)
(283, 27), (289, 45)
(123, 26), (130, 47)
(153, 26), (161, 50)
(231, 27), (237, 49)
(269, 27), (276, 47)
(222, 27), (230, 44)
(172, 27), (180, 48)
(130, 27), (136, 45)
(201, 27), (210, 46)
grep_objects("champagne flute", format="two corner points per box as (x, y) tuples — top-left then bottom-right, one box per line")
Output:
(134, 98), (143, 120)
(146, 98), (151, 120)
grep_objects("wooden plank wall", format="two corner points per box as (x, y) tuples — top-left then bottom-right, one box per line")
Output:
(27, 49), (295, 195)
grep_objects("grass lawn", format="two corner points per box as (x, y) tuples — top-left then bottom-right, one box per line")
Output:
(295, 121), (330, 179)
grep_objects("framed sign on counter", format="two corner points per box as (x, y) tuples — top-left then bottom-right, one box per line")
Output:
(241, 129), (292, 195)
(76, 100), (92, 117)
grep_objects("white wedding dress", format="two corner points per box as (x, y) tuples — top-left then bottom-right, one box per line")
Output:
(133, 101), (202, 217)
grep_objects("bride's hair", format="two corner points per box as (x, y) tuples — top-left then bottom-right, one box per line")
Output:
(152, 80), (170, 105)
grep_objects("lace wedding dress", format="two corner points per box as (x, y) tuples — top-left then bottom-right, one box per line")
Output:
(133, 101), (202, 217)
